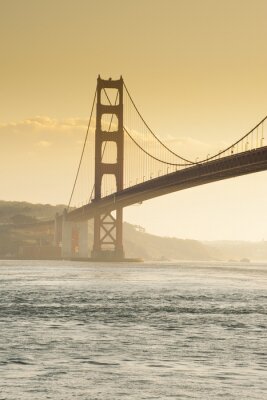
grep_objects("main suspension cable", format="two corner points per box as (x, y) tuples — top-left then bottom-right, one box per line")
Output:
(67, 88), (97, 210)
(198, 115), (267, 162)
(124, 80), (267, 164)
(123, 82), (195, 164)
(103, 85), (190, 167)
(124, 126), (192, 166)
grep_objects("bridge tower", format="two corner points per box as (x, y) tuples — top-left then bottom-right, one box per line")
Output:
(91, 76), (124, 260)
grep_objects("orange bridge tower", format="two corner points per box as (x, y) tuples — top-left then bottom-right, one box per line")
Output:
(91, 76), (124, 260)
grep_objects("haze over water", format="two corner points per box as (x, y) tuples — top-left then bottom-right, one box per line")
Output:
(0, 261), (266, 399)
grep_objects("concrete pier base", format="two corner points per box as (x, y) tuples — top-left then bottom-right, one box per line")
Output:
(61, 212), (89, 259)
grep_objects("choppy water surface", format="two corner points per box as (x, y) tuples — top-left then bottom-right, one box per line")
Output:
(0, 260), (266, 399)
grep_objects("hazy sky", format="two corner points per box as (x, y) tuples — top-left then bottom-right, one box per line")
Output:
(1, 0), (267, 240)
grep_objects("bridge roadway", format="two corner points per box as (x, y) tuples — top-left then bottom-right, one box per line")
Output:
(67, 146), (267, 222)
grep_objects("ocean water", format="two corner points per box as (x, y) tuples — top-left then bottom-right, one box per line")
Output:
(0, 260), (266, 399)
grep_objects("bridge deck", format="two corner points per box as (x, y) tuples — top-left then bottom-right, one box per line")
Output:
(67, 146), (267, 221)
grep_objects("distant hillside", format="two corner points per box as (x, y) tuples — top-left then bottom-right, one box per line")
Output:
(123, 223), (211, 260)
(0, 200), (267, 261)
(0, 200), (66, 224)
(203, 240), (267, 262)
(0, 201), (65, 257)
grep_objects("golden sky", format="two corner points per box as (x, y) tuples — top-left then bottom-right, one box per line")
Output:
(1, 0), (267, 240)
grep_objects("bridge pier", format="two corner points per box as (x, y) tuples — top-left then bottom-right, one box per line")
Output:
(54, 213), (62, 247)
(61, 210), (89, 259)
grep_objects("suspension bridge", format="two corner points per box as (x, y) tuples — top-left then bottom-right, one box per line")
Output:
(50, 75), (267, 261)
